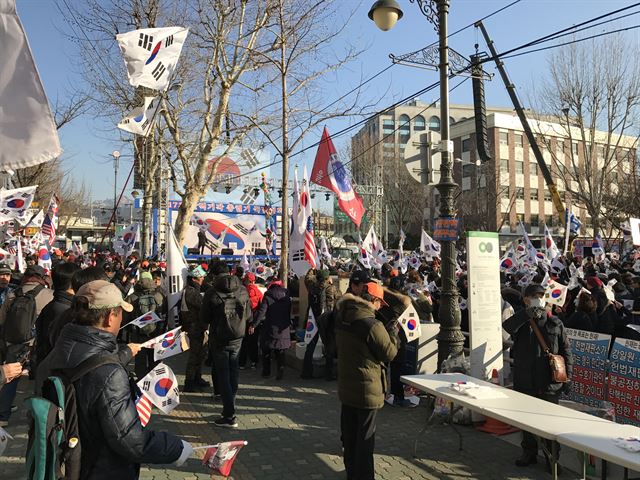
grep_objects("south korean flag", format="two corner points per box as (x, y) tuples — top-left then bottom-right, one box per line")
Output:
(127, 310), (163, 329)
(0, 186), (37, 220)
(117, 27), (189, 92)
(137, 363), (180, 414)
(117, 96), (160, 136)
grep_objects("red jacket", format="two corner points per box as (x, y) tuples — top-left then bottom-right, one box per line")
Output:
(245, 283), (264, 312)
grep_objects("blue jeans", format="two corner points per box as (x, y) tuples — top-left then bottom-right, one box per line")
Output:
(0, 377), (20, 421)
(214, 343), (240, 419)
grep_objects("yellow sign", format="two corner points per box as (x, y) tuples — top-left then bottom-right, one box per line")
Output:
(25, 227), (39, 236)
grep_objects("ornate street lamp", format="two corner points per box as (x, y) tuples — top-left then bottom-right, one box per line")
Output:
(369, 0), (464, 369)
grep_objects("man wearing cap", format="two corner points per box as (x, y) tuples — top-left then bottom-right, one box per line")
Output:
(181, 266), (210, 392)
(335, 281), (399, 480)
(503, 283), (573, 471)
(0, 263), (13, 307)
(0, 265), (54, 426)
(37, 280), (191, 477)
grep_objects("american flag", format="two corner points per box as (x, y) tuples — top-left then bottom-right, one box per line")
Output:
(136, 393), (153, 427)
(304, 215), (317, 269)
(41, 194), (59, 244)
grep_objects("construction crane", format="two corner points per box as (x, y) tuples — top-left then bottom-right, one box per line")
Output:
(475, 21), (566, 224)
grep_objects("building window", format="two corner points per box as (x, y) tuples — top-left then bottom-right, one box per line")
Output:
(462, 138), (471, 152)
(515, 160), (524, 174)
(449, 116), (456, 125)
(597, 145), (605, 160)
(530, 214), (539, 226)
(516, 187), (525, 200)
(545, 215), (553, 227)
(572, 142), (579, 155)
(514, 134), (523, 148)
(382, 119), (394, 135)
(414, 115), (426, 131)
(529, 162), (538, 176)
(530, 189), (539, 201)
(500, 159), (509, 173)
(557, 140), (564, 153)
(429, 115), (440, 132)
(544, 190), (552, 201)
(500, 132), (509, 145)
(398, 114), (410, 142)
(462, 164), (475, 177)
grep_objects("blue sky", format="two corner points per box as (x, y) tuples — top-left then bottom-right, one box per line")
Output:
(16, 0), (640, 207)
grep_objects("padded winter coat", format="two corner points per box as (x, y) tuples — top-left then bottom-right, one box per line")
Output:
(38, 323), (183, 479)
(335, 293), (399, 409)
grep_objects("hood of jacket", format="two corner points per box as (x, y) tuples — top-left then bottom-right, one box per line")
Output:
(138, 277), (156, 292)
(336, 293), (376, 324)
(213, 273), (244, 294)
(48, 323), (119, 371)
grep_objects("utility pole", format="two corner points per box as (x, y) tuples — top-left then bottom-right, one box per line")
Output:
(112, 150), (121, 234)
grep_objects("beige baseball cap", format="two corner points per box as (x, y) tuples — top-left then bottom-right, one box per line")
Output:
(76, 280), (133, 312)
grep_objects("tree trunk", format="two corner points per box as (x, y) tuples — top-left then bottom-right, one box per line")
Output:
(278, 2), (289, 287)
(174, 188), (201, 248)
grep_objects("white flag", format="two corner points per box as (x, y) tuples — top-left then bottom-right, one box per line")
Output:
(363, 226), (387, 267)
(117, 96), (160, 136)
(319, 237), (333, 264)
(240, 252), (250, 271)
(0, 1), (62, 170)
(397, 304), (421, 340)
(117, 27), (189, 92)
(544, 225), (560, 261)
(16, 235), (25, 273)
(153, 328), (189, 361)
(304, 309), (317, 343)
(167, 225), (188, 324)
(137, 363), (180, 414)
(420, 229), (440, 258)
(128, 310), (163, 329)
(114, 223), (140, 257)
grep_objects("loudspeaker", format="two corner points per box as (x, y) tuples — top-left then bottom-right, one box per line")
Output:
(221, 248), (234, 255)
(254, 248), (268, 255)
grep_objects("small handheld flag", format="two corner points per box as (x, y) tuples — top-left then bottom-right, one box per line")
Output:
(153, 328), (190, 361)
(137, 363), (179, 414)
(202, 441), (248, 477)
(135, 393), (153, 427)
(304, 309), (317, 344)
(397, 304), (421, 340)
(126, 311), (163, 329)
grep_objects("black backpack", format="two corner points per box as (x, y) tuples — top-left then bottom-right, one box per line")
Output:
(4, 285), (45, 344)
(25, 354), (120, 480)
(213, 292), (245, 342)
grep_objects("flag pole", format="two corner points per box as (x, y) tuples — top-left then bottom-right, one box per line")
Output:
(563, 200), (571, 256)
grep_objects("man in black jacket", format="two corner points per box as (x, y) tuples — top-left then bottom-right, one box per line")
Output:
(503, 283), (573, 471)
(34, 262), (80, 369)
(182, 266), (209, 392)
(201, 262), (251, 428)
(38, 280), (191, 479)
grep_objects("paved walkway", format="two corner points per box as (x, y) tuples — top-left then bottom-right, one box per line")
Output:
(2, 356), (553, 480)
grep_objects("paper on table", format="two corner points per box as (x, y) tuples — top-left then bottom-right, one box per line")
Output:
(449, 382), (509, 399)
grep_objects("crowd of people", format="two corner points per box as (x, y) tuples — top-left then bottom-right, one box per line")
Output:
(0, 243), (639, 479)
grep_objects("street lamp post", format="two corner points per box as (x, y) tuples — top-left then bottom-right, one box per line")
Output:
(112, 150), (121, 231)
(369, 0), (464, 368)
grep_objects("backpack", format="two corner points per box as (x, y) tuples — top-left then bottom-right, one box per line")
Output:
(136, 292), (160, 336)
(25, 354), (120, 480)
(4, 285), (45, 344)
(213, 292), (245, 342)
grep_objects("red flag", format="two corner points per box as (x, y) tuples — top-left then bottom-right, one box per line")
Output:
(311, 127), (365, 227)
(202, 441), (248, 477)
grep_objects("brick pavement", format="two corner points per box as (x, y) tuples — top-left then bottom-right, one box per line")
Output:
(2, 356), (554, 480)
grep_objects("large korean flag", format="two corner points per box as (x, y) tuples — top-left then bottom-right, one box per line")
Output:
(117, 96), (159, 136)
(137, 363), (179, 414)
(117, 27), (189, 92)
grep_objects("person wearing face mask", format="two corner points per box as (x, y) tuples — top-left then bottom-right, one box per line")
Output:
(0, 263), (14, 307)
(503, 284), (573, 472)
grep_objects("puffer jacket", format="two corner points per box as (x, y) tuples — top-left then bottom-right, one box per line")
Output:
(201, 274), (252, 348)
(335, 293), (399, 409)
(245, 283), (264, 313)
(503, 308), (573, 395)
(34, 290), (74, 368)
(254, 282), (292, 350)
(38, 323), (183, 479)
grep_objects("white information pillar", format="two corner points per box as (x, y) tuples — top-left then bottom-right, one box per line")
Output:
(466, 231), (504, 383)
